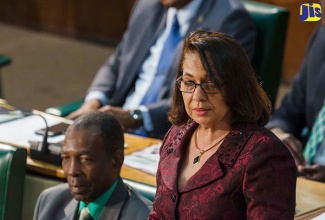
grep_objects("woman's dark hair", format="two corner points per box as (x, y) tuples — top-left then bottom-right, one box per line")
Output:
(168, 30), (271, 126)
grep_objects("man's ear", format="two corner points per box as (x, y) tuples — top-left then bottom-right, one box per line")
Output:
(112, 149), (124, 172)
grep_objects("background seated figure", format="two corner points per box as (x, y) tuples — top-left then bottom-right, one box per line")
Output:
(266, 0), (325, 182)
(67, 0), (256, 139)
(33, 112), (151, 220)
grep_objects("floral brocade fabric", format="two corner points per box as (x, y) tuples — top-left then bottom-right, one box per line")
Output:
(148, 122), (296, 220)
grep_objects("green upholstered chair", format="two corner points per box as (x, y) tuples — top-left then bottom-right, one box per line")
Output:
(243, 0), (290, 109)
(0, 145), (27, 220)
(45, 0), (290, 116)
(0, 55), (11, 98)
(122, 178), (156, 202)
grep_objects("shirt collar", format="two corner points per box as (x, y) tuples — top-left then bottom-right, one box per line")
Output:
(78, 179), (118, 220)
(166, 0), (203, 37)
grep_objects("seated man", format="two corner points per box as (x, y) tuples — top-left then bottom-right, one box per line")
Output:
(266, 2), (325, 182)
(67, 0), (256, 139)
(33, 112), (151, 220)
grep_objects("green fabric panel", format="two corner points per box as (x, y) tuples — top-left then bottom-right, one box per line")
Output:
(0, 146), (27, 220)
(243, 0), (290, 109)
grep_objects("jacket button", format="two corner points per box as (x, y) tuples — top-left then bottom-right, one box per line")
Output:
(171, 195), (176, 202)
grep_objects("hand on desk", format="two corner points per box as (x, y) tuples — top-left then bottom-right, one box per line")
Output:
(66, 99), (101, 120)
(98, 105), (137, 130)
(66, 100), (137, 130)
(271, 128), (325, 182)
(298, 164), (325, 182)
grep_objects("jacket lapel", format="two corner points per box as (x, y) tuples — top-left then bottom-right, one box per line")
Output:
(99, 177), (129, 220)
(159, 122), (197, 191)
(63, 199), (78, 220)
(160, 122), (256, 193)
(61, 178), (129, 220)
(186, 0), (216, 35)
(181, 124), (257, 192)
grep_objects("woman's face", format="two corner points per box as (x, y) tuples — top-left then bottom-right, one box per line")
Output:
(181, 52), (230, 128)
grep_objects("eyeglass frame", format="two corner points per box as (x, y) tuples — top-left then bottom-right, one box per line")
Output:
(176, 76), (223, 94)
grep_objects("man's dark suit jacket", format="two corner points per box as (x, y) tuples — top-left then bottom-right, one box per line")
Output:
(267, 25), (325, 141)
(87, 0), (256, 138)
(33, 178), (151, 220)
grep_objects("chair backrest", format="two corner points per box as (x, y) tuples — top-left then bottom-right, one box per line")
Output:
(243, 0), (290, 109)
(0, 55), (11, 98)
(123, 178), (156, 202)
(0, 144), (27, 220)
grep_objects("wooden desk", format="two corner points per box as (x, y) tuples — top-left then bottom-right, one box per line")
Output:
(1, 100), (325, 218)
(295, 178), (325, 219)
(26, 133), (325, 218)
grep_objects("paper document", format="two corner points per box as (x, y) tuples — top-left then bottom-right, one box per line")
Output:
(0, 115), (66, 147)
(0, 103), (23, 123)
(0, 114), (23, 124)
(124, 143), (161, 175)
(313, 212), (325, 220)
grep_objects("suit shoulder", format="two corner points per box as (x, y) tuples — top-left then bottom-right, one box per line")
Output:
(120, 186), (151, 220)
(39, 183), (71, 200)
(127, 186), (152, 209)
(251, 126), (282, 143)
(209, 0), (249, 14)
(251, 126), (292, 154)
(131, 0), (161, 15)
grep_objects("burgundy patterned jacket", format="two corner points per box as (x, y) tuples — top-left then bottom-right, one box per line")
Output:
(148, 122), (296, 220)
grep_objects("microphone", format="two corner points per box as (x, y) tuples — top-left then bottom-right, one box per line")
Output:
(28, 112), (48, 155)
(4, 110), (63, 165)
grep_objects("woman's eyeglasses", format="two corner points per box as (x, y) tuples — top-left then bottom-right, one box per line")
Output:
(176, 76), (223, 94)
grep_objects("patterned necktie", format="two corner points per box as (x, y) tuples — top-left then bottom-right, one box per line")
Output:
(79, 207), (93, 220)
(304, 100), (325, 165)
(140, 14), (181, 105)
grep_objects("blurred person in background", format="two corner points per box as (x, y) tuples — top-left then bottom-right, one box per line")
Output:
(67, 0), (256, 139)
(266, 0), (325, 182)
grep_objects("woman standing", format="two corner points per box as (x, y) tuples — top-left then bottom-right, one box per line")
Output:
(148, 30), (296, 219)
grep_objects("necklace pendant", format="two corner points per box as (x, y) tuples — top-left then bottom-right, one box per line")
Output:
(193, 155), (200, 165)
(193, 150), (204, 165)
